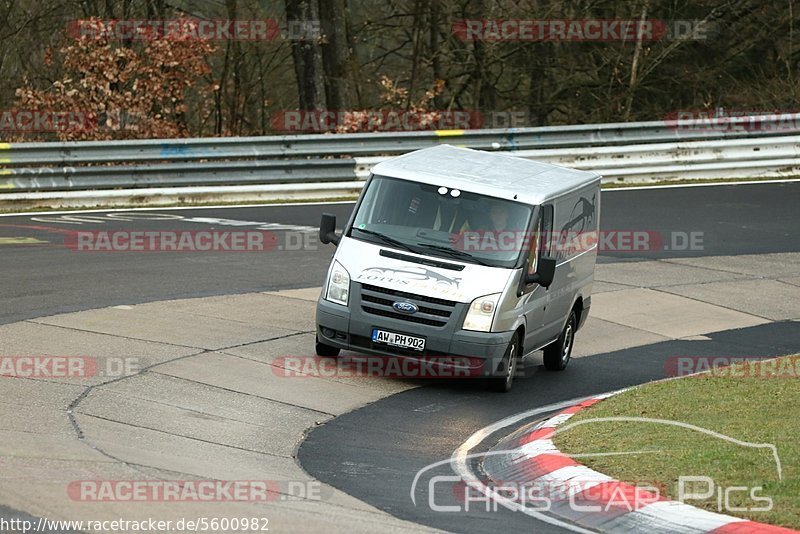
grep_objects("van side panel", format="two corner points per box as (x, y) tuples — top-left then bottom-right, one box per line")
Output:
(541, 182), (600, 339)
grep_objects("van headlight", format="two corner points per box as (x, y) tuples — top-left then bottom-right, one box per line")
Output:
(462, 293), (501, 332)
(325, 260), (350, 306)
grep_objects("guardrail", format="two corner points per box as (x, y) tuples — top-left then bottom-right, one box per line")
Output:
(3, 113), (800, 166)
(1, 113), (799, 208)
(355, 135), (800, 181)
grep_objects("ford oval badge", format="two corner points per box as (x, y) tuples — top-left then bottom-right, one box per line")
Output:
(392, 301), (418, 314)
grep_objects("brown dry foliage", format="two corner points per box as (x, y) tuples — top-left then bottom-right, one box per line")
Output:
(332, 76), (447, 133)
(14, 18), (216, 141)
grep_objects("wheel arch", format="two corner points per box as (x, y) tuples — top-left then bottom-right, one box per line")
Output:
(571, 296), (584, 330)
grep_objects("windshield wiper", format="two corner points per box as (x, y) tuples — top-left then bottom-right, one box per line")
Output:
(353, 228), (416, 253)
(416, 243), (491, 266)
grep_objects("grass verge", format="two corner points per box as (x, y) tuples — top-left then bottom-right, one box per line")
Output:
(552, 355), (800, 528)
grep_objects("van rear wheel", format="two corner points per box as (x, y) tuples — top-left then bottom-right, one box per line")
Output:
(488, 333), (519, 393)
(316, 336), (340, 358)
(543, 311), (576, 371)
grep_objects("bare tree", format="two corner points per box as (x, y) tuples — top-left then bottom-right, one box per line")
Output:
(318, 0), (352, 109)
(286, 0), (326, 110)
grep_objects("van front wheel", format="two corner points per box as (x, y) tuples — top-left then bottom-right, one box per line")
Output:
(488, 333), (520, 393)
(316, 336), (341, 358)
(543, 311), (576, 371)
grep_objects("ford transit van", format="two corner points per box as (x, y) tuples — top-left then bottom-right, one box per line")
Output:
(315, 145), (600, 392)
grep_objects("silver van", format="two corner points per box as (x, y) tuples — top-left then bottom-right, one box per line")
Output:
(315, 145), (600, 392)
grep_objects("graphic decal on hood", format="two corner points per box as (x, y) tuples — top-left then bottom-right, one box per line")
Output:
(356, 266), (463, 295)
(338, 237), (511, 303)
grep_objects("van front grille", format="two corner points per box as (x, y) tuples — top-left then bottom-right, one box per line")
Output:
(362, 306), (447, 327)
(359, 284), (457, 328)
(361, 284), (457, 308)
(361, 293), (451, 317)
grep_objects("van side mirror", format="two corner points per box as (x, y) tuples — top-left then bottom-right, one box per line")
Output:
(525, 257), (556, 288)
(319, 213), (341, 246)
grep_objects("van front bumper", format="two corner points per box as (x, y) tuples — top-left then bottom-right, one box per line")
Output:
(316, 297), (514, 378)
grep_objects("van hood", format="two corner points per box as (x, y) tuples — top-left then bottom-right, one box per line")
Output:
(335, 236), (514, 304)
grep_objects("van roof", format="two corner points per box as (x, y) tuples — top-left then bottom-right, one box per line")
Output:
(371, 145), (600, 205)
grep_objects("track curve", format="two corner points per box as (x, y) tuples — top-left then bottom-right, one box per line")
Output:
(0, 182), (798, 533)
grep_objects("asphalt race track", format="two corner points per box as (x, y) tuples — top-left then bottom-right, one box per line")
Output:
(1, 181), (799, 533)
(0, 182), (796, 325)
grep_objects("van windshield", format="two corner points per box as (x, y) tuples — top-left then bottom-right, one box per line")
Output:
(349, 175), (533, 268)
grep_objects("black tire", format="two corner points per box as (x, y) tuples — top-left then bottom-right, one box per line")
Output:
(488, 333), (520, 393)
(315, 336), (340, 358)
(543, 311), (576, 371)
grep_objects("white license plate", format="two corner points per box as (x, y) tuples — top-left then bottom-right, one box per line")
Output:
(372, 329), (426, 351)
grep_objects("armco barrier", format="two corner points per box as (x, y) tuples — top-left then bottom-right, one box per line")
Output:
(1, 113), (799, 208)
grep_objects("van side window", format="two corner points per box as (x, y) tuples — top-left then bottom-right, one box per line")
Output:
(527, 216), (542, 276)
(527, 205), (554, 277)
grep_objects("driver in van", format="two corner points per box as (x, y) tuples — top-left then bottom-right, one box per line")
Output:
(489, 203), (511, 231)
(446, 201), (516, 234)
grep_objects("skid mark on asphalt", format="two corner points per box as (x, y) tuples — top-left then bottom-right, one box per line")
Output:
(29, 212), (318, 232)
(0, 237), (48, 245)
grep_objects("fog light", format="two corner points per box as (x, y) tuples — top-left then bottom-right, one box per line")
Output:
(322, 328), (335, 338)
